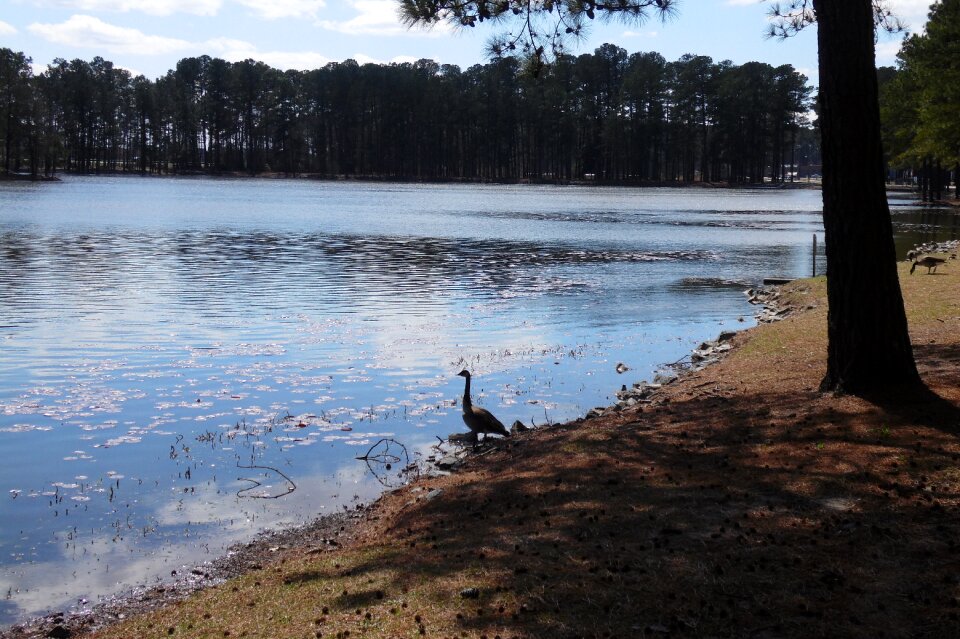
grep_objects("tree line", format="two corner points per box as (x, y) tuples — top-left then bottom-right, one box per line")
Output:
(0, 45), (815, 183)
(878, 0), (960, 201)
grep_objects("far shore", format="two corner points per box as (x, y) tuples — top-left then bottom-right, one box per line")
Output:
(3, 168), (827, 190)
(10, 170), (959, 204)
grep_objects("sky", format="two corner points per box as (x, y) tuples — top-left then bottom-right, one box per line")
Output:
(0, 0), (938, 83)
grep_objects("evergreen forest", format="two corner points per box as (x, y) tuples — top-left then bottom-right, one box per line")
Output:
(0, 45), (817, 183)
(879, 0), (960, 200)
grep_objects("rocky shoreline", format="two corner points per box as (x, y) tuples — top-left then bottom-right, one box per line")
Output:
(587, 283), (798, 420)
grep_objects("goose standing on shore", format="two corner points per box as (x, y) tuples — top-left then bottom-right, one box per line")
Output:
(457, 369), (510, 442)
(910, 256), (947, 274)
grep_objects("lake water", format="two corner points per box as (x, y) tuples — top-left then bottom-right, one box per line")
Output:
(0, 177), (952, 624)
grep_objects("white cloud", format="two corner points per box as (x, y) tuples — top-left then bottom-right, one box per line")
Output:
(36, 0), (222, 16)
(875, 38), (905, 65)
(887, 0), (936, 29)
(25, 16), (337, 71)
(622, 30), (658, 38)
(724, 0), (932, 27)
(318, 0), (446, 36)
(23, 11), (422, 73)
(116, 63), (144, 76)
(352, 53), (420, 66)
(0, 20), (17, 35)
(28, 15), (193, 55)
(234, 0), (326, 20)
(205, 37), (332, 70)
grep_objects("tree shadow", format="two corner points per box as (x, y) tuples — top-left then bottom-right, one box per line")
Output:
(854, 342), (960, 434)
(305, 383), (960, 638)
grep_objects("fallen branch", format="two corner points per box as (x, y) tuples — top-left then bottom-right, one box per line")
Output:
(236, 464), (296, 499)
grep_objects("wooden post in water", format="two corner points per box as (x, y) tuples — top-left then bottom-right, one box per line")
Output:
(812, 234), (818, 277)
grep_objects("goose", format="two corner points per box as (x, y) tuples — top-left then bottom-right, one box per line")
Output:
(457, 370), (510, 442)
(910, 255), (947, 274)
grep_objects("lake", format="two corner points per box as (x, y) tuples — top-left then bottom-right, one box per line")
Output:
(0, 177), (952, 624)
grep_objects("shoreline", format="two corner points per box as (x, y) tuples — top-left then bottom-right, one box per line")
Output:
(21, 171), (960, 205)
(0, 287), (796, 639)
(76, 263), (960, 637)
(4, 254), (960, 637)
(0, 511), (368, 639)
(8, 169), (825, 190)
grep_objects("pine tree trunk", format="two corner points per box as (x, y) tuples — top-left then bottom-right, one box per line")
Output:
(813, 0), (920, 393)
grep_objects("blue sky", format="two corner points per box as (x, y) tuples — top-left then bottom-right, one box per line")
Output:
(0, 1), (934, 82)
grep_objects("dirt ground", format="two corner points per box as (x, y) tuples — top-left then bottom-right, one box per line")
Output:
(4, 257), (960, 639)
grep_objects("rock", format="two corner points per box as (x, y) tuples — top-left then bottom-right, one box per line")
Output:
(717, 330), (737, 342)
(653, 372), (678, 385)
(586, 407), (606, 419)
(426, 489), (444, 501)
(436, 454), (462, 470)
(615, 362), (629, 374)
(460, 587), (480, 599)
(448, 432), (477, 444)
(510, 420), (530, 434)
(46, 625), (71, 639)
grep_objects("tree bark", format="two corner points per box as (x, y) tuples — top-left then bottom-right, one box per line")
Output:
(813, 0), (920, 393)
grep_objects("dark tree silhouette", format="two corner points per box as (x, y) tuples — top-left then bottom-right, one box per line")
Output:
(0, 49), (33, 175)
(771, 0), (919, 393)
(0, 45), (812, 184)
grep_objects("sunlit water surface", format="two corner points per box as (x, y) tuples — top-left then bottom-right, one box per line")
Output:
(0, 177), (953, 624)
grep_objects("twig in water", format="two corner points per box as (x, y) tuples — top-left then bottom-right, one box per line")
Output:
(667, 352), (693, 367)
(236, 464), (296, 499)
(355, 438), (415, 488)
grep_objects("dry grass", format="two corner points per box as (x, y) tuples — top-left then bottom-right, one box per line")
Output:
(81, 258), (960, 639)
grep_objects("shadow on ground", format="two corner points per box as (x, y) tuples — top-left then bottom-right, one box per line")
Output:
(275, 376), (960, 639)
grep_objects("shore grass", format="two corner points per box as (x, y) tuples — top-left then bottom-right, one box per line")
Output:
(57, 257), (960, 638)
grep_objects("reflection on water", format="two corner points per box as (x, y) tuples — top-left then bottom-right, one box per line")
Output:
(0, 178), (949, 624)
